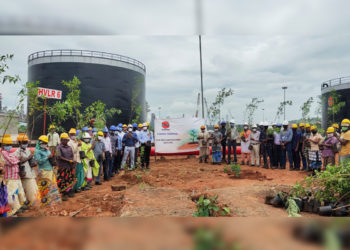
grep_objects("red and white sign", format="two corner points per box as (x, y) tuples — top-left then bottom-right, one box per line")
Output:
(328, 96), (334, 107)
(38, 87), (62, 99)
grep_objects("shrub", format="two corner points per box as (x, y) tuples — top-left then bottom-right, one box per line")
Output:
(193, 195), (230, 217)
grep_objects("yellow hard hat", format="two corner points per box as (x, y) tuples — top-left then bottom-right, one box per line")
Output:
(305, 123), (311, 128)
(97, 131), (103, 136)
(38, 135), (48, 143)
(1, 134), (13, 144)
(310, 125), (317, 131)
(49, 125), (55, 129)
(299, 123), (305, 127)
(138, 123), (143, 128)
(68, 128), (77, 134)
(60, 133), (69, 139)
(17, 133), (29, 142)
(332, 123), (339, 129)
(214, 124), (219, 128)
(341, 119), (350, 126)
(200, 125), (205, 129)
(146, 122), (150, 126)
(123, 124), (127, 128)
(89, 127), (92, 130)
(292, 124), (298, 129)
(327, 127), (335, 133)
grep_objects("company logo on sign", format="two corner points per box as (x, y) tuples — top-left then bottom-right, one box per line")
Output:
(162, 121), (170, 129)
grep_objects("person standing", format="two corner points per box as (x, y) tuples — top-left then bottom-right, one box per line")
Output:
(114, 127), (123, 173)
(338, 119), (350, 163)
(56, 133), (76, 201)
(249, 125), (261, 167)
(306, 126), (323, 173)
(197, 125), (210, 163)
(109, 125), (118, 176)
(101, 128), (112, 181)
(81, 133), (99, 190)
(219, 121), (227, 163)
(240, 123), (251, 165)
(291, 124), (301, 170)
(266, 123), (274, 168)
(259, 123), (268, 168)
(280, 121), (293, 170)
(47, 125), (59, 155)
(272, 123), (282, 169)
(212, 124), (223, 165)
(226, 120), (238, 164)
(92, 131), (105, 185)
(121, 126), (138, 170)
(302, 124), (312, 171)
(139, 123), (154, 169)
(13, 133), (39, 206)
(133, 123), (141, 169)
(322, 127), (338, 168)
(298, 123), (308, 170)
(0, 135), (27, 216)
(68, 128), (84, 193)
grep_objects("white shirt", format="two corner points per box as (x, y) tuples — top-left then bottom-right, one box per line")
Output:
(101, 136), (112, 153)
(13, 148), (36, 179)
(48, 132), (60, 147)
(135, 130), (141, 148)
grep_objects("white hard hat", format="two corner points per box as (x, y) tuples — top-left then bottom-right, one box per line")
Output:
(263, 121), (268, 126)
(252, 124), (257, 128)
(142, 122), (147, 127)
(272, 122), (276, 126)
(259, 121), (264, 126)
(82, 132), (91, 139)
(282, 120), (289, 126)
(128, 124), (133, 128)
(243, 122), (248, 126)
(230, 119), (235, 124)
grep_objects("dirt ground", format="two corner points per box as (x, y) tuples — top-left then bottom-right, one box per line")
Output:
(20, 155), (310, 218)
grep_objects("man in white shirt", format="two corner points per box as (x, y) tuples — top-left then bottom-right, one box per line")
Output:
(101, 128), (112, 181)
(47, 125), (59, 154)
(249, 125), (261, 167)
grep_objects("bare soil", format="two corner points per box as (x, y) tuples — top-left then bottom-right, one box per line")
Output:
(20, 155), (310, 217)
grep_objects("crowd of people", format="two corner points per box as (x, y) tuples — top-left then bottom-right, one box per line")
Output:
(0, 122), (153, 217)
(197, 119), (350, 172)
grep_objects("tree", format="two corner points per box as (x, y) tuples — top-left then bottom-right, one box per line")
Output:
(207, 88), (234, 125)
(327, 89), (345, 124)
(188, 129), (198, 143)
(244, 98), (264, 125)
(61, 76), (83, 127)
(315, 95), (323, 125)
(275, 100), (293, 121)
(300, 97), (314, 123)
(129, 76), (144, 123)
(0, 54), (20, 84)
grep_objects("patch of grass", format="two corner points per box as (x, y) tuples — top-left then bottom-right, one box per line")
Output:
(138, 182), (149, 189)
(193, 195), (230, 217)
(230, 163), (241, 178)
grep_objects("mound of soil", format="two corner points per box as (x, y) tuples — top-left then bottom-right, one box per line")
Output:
(227, 169), (271, 181)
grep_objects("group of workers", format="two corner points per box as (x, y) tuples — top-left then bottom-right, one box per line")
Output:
(197, 119), (350, 171)
(0, 122), (153, 217)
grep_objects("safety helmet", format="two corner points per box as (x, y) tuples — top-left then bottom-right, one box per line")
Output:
(272, 122), (276, 126)
(133, 123), (138, 128)
(60, 133), (69, 139)
(243, 122), (248, 126)
(89, 127), (92, 131)
(299, 123), (305, 127)
(138, 123), (143, 128)
(49, 125), (55, 129)
(123, 124), (127, 128)
(200, 125), (205, 129)
(327, 127), (335, 133)
(310, 125), (317, 131)
(128, 124), (133, 128)
(97, 131), (103, 136)
(276, 123), (282, 127)
(263, 121), (268, 126)
(291, 124), (298, 129)
(229, 119), (235, 124)
(38, 135), (48, 143)
(282, 120), (289, 126)
(92, 128), (97, 132)
(69, 128), (76, 135)
(341, 119), (350, 126)
(109, 125), (117, 131)
(214, 124), (219, 128)
(82, 132), (91, 139)
(305, 123), (311, 128)
(259, 121), (264, 126)
(332, 123), (339, 129)
(1, 134), (13, 144)
(143, 122), (148, 127)
(82, 126), (89, 132)
(252, 124), (257, 129)
(118, 123), (123, 127)
(103, 128), (109, 133)
(146, 122), (150, 126)
(17, 133), (29, 142)
(221, 121), (226, 125)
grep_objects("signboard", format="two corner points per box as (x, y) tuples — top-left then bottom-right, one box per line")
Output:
(38, 87), (62, 99)
(328, 96), (334, 107)
(154, 118), (205, 154)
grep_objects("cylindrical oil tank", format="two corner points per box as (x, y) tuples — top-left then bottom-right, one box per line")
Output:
(321, 76), (350, 129)
(27, 49), (146, 138)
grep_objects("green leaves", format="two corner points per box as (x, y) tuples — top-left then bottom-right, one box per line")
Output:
(286, 198), (301, 217)
(0, 54), (20, 84)
(207, 88), (234, 125)
(244, 97), (264, 125)
(300, 97), (314, 123)
(193, 195), (230, 217)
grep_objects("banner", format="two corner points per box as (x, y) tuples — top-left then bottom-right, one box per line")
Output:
(38, 87), (62, 99)
(154, 118), (205, 154)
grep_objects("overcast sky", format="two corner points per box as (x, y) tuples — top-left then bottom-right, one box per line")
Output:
(1, 0), (350, 124)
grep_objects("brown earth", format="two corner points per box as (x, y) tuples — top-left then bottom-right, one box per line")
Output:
(20, 155), (311, 218)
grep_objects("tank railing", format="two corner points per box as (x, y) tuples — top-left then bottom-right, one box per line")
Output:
(28, 49), (146, 71)
(321, 76), (350, 90)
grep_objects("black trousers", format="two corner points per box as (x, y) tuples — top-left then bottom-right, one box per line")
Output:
(227, 140), (237, 163)
(221, 141), (227, 162)
(141, 144), (151, 168)
(114, 150), (122, 172)
(292, 148), (300, 169)
(103, 151), (111, 180)
(272, 144), (282, 168)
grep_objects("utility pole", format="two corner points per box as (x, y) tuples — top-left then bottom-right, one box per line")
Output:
(262, 108), (265, 121)
(199, 36), (204, 119)
(282, 86), (288, 120)
(196, 0), (204, 119)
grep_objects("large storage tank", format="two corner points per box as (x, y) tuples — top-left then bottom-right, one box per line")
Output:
(321, 76), (350, 129)
(27, 49), (146, 138)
